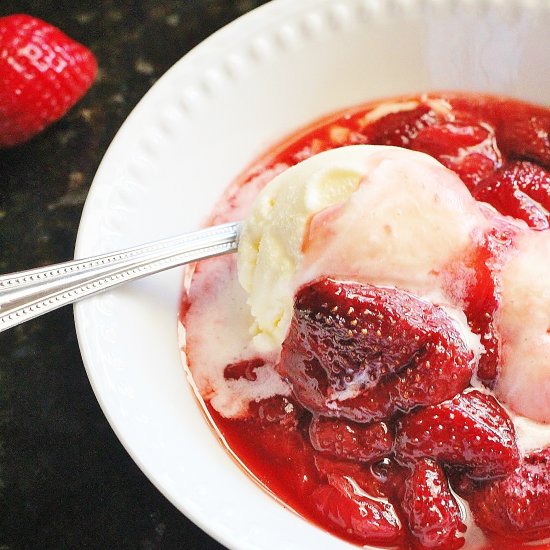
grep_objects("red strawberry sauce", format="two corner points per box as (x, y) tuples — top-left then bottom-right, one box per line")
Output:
(181, 93), (550, 549)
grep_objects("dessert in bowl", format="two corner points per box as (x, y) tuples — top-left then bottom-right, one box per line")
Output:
(183, 93), (550, 548)
(74, 0), (550, 549)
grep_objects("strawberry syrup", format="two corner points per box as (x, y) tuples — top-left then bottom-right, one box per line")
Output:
(181, 93), (550, 549)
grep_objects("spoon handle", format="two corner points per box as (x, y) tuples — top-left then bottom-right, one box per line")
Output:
(0, 222), (241, 332)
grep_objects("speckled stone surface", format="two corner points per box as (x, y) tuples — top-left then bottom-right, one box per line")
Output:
(0, 2), (270, 548)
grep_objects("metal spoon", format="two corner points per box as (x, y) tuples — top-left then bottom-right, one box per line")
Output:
(0, 222), (241, 332)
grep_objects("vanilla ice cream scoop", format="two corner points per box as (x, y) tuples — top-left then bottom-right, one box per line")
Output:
(238, 145), (489, 353)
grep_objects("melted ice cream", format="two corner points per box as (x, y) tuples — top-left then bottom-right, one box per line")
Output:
(189, 144), (550, 434)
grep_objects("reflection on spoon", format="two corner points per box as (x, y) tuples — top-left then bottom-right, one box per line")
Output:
(0, 222), (241, 332)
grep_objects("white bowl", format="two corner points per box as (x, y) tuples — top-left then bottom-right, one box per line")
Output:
(74, 0), (550, 548)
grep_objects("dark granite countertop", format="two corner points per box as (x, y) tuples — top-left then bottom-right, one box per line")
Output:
(0, 2), (268, 548)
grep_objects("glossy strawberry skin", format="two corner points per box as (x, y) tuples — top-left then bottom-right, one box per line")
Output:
(496, 106), (550, 168)
(402, 458), (465, 550)
(473, 161), (550, 230)
(454, 222), (519, 386)
(312, 474), (403, 546)
(309, 415), (392, 463)
(411, 120), (502, 188)
(279, 278), (474, 423)
(361, 103), (439, 147)
(468, 448), (550, 541)
(395, 390), (519, 480)
(313, 454), (388, 496)
(0, 14), (97, 147)
(247, 395), (302, 428)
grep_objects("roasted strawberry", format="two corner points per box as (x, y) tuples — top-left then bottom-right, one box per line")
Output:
(401, 458), (465, 549)
(279, 278), (474, 422)
(450, 152), (499, 190)
(473, 161), (550, 230)
(312, 474), (403, 546)
(411, 120), (502, 188)
(395, 390), (519, 480)
(309, 416), (392, 463)
(468, 447), (550, 541)
(314, 454), (387, 496)
(247, 395), (302, 428)
(215, 396), (320, 500)
(496, 106), (550, 168)
(450, 222), (519, 385)
(361, 103), (439, 147)
(0, 14), (97, 147)
(415, 120), (491, 154)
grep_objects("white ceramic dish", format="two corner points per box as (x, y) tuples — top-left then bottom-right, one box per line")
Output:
(74, 0), (550, 548)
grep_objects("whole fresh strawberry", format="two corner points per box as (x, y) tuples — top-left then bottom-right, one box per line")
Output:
(0, 14), (97, 147)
